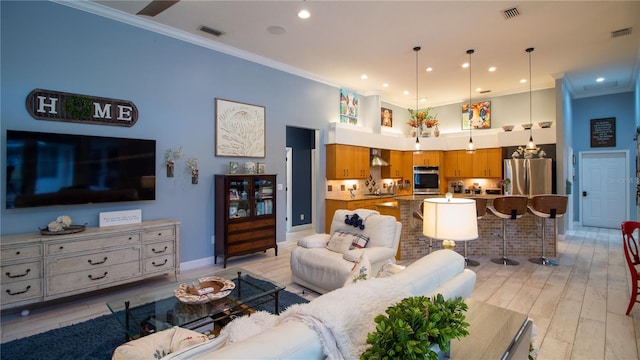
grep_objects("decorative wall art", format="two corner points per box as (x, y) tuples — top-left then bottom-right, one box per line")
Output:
(339, 88), (358, 125)
(462, 101), (491, 129)
(381, 107), (393, 127)
(590, 117), (616, 148)
(215, 98), (265, 157)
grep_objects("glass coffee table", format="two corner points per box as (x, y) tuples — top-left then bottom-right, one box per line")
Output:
(106, 267), (285, 341)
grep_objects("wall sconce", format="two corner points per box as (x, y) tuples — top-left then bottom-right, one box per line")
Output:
(164, 146), (184, 177)
(187, 157), (198, 184)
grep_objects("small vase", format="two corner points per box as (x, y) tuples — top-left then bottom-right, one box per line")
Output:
(422, 125), (432, 137)
(410, 127), (417, 138)
(191, 170), (199, 184)
(166, 162), (174, 177)
(434, 125), (440, 137)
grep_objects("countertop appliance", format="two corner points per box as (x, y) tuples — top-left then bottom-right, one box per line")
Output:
(504, 158), (552, 196)
(413, 166), (440, 194)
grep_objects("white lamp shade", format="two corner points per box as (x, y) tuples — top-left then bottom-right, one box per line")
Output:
(423, 198), (478, 241)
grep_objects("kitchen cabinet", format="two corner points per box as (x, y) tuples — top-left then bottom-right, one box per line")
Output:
(325, 197), (394, 234)
(413, 151), (441, 167)
(444, 150), (473, 178)
(472, 148), (503, 178)
(326, 144), (370, 179)
(214, 174), (277, 268)
(381, 150), (412, 179)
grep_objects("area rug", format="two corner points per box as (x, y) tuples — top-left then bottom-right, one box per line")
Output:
(0, 288), (309, 360)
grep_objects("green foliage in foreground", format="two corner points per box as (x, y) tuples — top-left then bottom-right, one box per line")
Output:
(361, 294), (469, 360)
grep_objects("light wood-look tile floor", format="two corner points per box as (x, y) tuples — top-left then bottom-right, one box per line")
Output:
(2, 226), (639, 359)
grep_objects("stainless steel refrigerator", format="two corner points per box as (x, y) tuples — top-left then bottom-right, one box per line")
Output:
(504, 158), (552, 196)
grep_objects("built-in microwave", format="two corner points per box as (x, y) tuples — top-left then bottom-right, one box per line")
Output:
(413, 166), (440, 194)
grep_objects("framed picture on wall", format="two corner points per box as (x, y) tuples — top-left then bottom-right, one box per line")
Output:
(462, 101), (491, 129)
(381, 107), (393, 127)
(215, 98), (266, 157)
(339, 88), (358, 125)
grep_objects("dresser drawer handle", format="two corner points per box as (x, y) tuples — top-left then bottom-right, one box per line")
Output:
(6, 285), (31, 296)
(157, 232), (163, 236)
(15, 251), (21, 255)
(88, 257), (108, 265)
(5, 269), (30, 278)
(152, 259), (168, 267)
(59, 246), (64, 250)
(88, 272), (108, 280)
(152, 246), (168, 254)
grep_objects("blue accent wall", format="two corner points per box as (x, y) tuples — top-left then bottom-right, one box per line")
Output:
(1, 1), (334, 263)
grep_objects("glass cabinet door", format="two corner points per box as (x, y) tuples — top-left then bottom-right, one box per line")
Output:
(254, 176), (274, 216)
(228, 177), (251, 219)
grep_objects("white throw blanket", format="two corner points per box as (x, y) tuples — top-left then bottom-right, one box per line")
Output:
(279, 278), (411, 360)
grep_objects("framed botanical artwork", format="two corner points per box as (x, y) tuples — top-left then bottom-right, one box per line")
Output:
(215, 98), (265, 157)
(462, 101), (491, 129)
(339, 88), (358, 125)
(381, 107), (393, 127)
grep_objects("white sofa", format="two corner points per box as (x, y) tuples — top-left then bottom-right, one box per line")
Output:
(186, 249), (476, 359)
(290, 209), (402, 294)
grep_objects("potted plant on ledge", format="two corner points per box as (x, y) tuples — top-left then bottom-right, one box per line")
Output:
(361, 294), (469, 360)
(407, 107), (439, 137)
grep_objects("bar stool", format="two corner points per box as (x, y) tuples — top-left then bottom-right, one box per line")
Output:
(463, 197), (488, 267)
(488, 196), (528, 266)
(413, 202), (433, 253)
(528, 195), (568, 266)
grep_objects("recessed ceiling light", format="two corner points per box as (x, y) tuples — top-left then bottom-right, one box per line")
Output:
(382, 83), (389, 88)
(361, 74), (368, 80)
(403, 90), (409, 95)
(462, 63), (470, 69)
(596, 77), (605, 82)
(488, 66), (496, 72)
(421, 98), (427, 102)
(298, 9), (310, 19)
(425, 67), (433, 72)
(475, 87), (482, 92)
(520, 79), (527, 84)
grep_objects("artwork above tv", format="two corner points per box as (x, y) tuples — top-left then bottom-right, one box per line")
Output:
(5, 130), (156, 209)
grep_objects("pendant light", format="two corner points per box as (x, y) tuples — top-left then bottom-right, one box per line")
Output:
(525, 47), (538, 153)
(466, 49), (476, 154)
(414, 46), (421, 150)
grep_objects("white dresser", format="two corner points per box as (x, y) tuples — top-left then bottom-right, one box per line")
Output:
(0, 219), (180, 309)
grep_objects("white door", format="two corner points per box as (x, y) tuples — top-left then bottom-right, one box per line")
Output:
(580, 151), (628, 228)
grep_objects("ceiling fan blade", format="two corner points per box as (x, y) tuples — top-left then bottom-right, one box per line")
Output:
(136, 0), (180, 17)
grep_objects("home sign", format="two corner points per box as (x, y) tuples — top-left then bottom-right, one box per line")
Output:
(26, 89), (138, 127)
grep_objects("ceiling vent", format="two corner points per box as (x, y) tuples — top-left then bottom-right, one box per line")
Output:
(611, 27), (632, 38)
(479, 90), (491, 94)
(584, 81), (618, 91)
(502, 7), (520, 19)
(199, 25), (224, 37)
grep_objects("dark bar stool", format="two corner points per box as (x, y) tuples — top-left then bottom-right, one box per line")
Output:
(488, 196), (528, 266)
(413, 202), (433, 253)
(527, 195), (568, 266)
(464, 197), (487, 267)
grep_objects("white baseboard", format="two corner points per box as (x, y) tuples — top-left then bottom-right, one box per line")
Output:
(290, 224), (313, 232)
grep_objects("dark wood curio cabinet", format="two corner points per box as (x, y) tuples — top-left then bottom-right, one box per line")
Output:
(214, 174), (277, 268)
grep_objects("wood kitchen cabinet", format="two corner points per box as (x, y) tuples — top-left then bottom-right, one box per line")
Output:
(413, 151), (441, 167)
(443, 150), (473, 178)
(472, 148), (503, 178)
(381, 150), (412, 179)
(326, 144), (370, 179)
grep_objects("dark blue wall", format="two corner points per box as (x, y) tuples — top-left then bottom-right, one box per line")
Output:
(286, 127), (315, 226)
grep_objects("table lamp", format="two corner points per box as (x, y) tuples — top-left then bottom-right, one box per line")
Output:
(423, 194), (479, 266)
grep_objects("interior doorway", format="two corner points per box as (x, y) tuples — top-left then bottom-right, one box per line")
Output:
(579, 150), (629, 228)
(285, 127), (317, 233)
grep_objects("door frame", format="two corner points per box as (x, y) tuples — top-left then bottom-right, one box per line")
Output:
(578, 149), (629, 227)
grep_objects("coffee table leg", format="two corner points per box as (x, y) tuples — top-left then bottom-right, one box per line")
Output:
(274, 291), (280, 315)
(125, 301), (130, 342)
(237, 271), (242, 299)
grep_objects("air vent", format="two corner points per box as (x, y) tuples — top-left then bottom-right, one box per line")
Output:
(479, 90), (491, 94)
(584, 81), (618, 91)
(502, 7), (520, 19)
(611, 27), (632, 38)
(199, 25), (224, 37)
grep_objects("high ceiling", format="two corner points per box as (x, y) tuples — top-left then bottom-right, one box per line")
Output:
(82, 0), (640, 108)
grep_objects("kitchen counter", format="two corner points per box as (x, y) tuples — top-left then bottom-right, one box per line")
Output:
(395, 195), (555, 261)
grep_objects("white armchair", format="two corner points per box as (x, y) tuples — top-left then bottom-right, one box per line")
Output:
(290, 209), (401, 294)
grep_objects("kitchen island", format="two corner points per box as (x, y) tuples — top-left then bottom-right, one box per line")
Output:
(392, 194), (556, 261)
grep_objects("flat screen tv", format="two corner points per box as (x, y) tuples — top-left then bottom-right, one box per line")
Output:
(5, 130), (156, 209)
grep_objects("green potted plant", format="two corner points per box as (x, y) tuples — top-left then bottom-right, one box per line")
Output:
(361, 294), (469, 360)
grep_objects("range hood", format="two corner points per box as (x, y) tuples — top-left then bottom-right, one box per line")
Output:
(370, 149), (389, 166)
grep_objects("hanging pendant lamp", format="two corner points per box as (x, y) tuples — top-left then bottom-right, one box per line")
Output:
(466, 49), (476, 154)
(525, 47), (538, 153)
(414, 46), (421, 150)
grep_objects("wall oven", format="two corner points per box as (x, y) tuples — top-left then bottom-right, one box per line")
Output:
(413, 166), (440, 194)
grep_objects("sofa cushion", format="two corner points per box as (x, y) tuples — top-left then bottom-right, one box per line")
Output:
(163, 335), (227, 360)
(326, 231), (357, 253)
(297, 233), (329, 248)
(330, 210), (396, 249)
(111, 326), (209, 360)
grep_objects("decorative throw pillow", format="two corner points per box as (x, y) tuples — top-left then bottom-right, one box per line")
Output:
(344, 252), (371, 286)
(327, 231), (357, 253)
(349, 233), (369, 249)
(375, 262), (406, 278)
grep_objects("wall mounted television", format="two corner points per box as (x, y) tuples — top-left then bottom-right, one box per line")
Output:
(5, 130), (156, 209)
